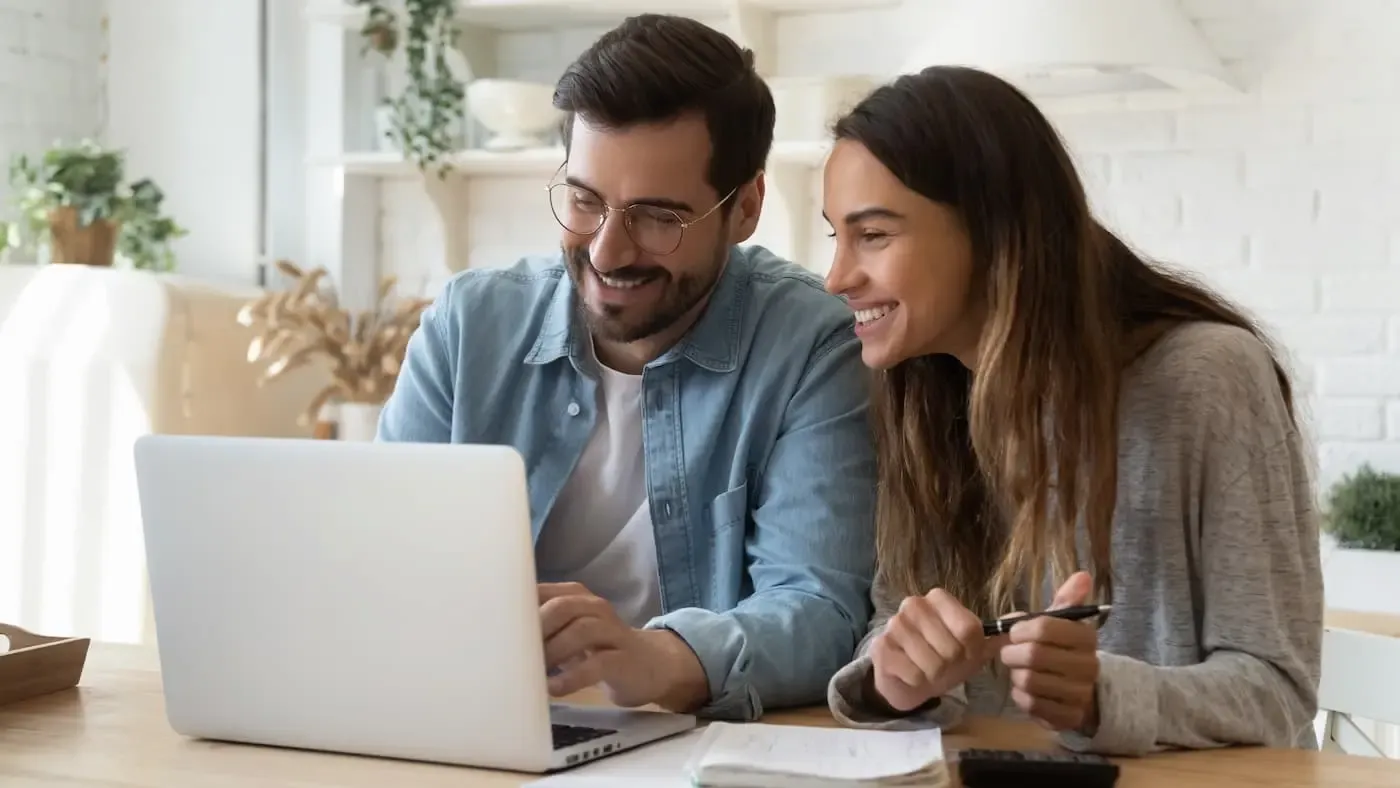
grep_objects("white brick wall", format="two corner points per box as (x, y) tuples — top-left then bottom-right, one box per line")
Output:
(0, 0), (107, 209)
(377, 0), (1400, 489)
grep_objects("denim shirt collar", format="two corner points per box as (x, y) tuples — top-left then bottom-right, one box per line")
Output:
(523, 246), (750, 374)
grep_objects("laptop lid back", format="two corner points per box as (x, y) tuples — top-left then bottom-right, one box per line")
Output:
(134, 435), (553, 769)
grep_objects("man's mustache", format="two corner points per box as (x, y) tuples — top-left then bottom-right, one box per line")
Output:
(566, 248), (668, 284)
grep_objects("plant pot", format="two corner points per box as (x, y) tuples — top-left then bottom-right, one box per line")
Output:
(48, 207), (119, 266)
(337, 402), (383, 442)
(1322, 543), (1400, 615)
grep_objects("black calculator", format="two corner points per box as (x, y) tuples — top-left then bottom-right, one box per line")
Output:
(957, 748), (1121, 787)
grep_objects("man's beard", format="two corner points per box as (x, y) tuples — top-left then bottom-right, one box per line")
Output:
(564, 244), (727, 343)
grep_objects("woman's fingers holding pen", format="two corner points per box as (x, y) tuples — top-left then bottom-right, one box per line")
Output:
(1048, 571), (1094, 610)
(1002, 633), (1099, 732)
(999, 572), (1101, 732)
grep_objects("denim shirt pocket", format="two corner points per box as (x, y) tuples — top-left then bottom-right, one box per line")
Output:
(706, 482), (750, 610)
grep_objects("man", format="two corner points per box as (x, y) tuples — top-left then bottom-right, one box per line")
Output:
(377, 13), (876, 722)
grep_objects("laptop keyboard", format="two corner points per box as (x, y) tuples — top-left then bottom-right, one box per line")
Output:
(552, 723), (616, 750)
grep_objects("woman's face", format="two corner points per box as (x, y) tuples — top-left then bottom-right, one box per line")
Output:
(822, 139), (984, 370)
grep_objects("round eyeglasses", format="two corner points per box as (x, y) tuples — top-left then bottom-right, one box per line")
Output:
(546, 167), (738, 257)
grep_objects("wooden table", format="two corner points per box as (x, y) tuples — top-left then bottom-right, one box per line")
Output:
(1326, 608), (1400, 638)
(3, 642), (1400, 787)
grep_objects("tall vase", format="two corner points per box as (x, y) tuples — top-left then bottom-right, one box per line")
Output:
(338, 402), (383, 442)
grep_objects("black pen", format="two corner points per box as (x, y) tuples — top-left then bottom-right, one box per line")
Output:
(982, 604), (1112, 636)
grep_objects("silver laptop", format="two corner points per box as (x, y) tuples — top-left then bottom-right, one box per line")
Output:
(133, 434), (696, 772)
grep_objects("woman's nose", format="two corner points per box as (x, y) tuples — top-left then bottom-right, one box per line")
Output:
(825, 250), (855, 296)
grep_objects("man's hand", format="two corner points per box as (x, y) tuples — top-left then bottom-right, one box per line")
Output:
(998, 571), (1101, 732)
(539, 582), (709, 711)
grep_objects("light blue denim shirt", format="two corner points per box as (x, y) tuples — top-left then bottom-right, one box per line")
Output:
(376, 244), (877, 720)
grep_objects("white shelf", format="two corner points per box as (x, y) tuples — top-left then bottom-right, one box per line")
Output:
(309, 140), (829, 177)
(306, 0), (897, 31)
(308, 140), (827, 276)
(301, 0), (851, 303)
(310, 147), (566, 176)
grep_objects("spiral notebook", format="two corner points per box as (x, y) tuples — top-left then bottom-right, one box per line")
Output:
(684, 722), (950, 788)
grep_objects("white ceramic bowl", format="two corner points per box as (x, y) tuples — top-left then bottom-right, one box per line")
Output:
(466, 79), (565, 151)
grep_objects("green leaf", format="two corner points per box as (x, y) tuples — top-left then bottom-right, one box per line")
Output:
(1322, 464), (1400, 551)
(354, 0), (465, 173)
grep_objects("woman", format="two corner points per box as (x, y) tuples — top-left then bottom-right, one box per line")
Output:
(822, 66), (1324, 757)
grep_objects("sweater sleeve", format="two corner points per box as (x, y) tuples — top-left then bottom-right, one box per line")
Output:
(826, 570), (970, 730)
(1060, 340), (1324, 756)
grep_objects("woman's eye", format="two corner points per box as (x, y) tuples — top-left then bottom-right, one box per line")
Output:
(826, 230), (890, 241)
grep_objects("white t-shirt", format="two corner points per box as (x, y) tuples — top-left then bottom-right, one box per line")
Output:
(533, 358), (661, 628)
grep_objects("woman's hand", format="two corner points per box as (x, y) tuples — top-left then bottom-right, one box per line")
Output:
(999, 571), (1101, 732)
(869, 589), (994, 712)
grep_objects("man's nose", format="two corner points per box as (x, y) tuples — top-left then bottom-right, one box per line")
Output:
(588, 212), (638, 273)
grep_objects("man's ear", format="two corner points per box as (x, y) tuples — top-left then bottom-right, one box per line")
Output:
(726, 173), (766, 245)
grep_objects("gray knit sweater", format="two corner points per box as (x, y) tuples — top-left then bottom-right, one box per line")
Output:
(827, 321), (1325, 756)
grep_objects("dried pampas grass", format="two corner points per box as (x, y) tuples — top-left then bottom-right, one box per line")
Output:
(238, 259), (432, 426)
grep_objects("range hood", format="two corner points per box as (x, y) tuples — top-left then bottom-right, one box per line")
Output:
(902, 0), (1237, 100)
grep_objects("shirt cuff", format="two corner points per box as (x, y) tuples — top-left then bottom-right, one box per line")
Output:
(1058, 650), (1161, 756)
(645, 609), (758, 721)
(827, 654), (967, 730)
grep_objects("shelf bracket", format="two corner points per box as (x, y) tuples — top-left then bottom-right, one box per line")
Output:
(725, 0), (777, 78)
(421, 171), (473, 274)
(756, 160), (816, 270)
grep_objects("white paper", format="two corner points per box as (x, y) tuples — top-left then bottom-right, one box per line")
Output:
(692, 722), (945, 782)
(524, 728), (706, 788)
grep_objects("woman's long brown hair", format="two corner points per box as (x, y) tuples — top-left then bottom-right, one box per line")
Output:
(834, 67), (1299, 617)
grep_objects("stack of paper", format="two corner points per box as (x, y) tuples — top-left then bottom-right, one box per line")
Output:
(685, 722), (949, 788)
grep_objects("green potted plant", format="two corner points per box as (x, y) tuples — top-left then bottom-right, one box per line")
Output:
(350, 0), (466, 174)
(0, 220), (13, 263)
(1321, 463), (1400, 614)
(3, 139), (186, 271)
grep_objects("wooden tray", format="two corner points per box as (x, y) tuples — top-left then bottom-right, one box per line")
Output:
(0, 622), (91, 707)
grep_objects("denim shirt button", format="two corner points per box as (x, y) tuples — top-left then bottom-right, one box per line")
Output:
(566, 401), (581, 416)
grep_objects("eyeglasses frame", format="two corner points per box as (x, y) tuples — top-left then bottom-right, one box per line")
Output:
(544, 161), (743, 256)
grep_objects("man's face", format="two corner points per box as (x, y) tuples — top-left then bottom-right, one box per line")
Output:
(556, 114), (735, 344)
